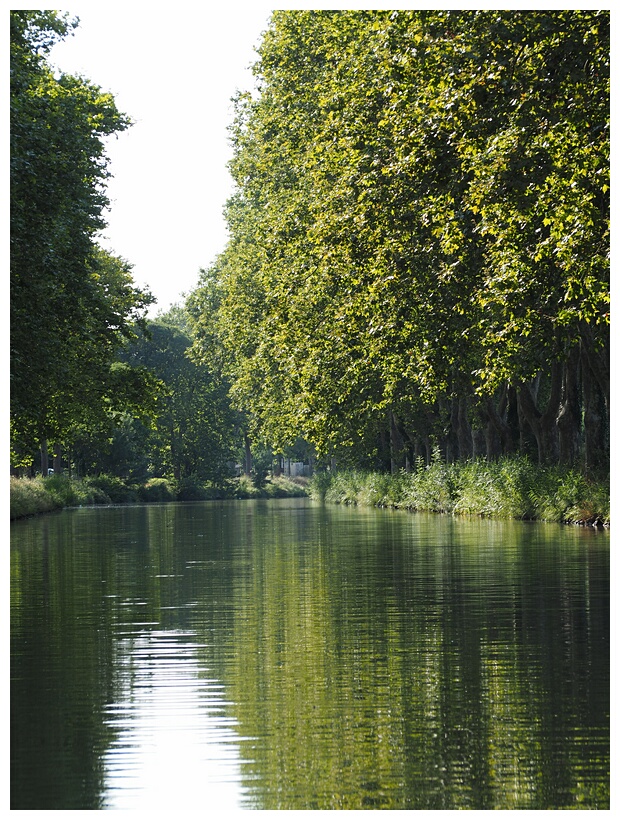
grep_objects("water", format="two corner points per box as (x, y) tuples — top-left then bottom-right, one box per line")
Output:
(10, 498), (609, 809)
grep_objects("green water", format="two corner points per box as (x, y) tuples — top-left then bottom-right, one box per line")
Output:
(11, 498), (609, 809)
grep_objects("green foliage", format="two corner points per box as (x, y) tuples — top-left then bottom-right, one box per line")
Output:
(121, 318), (238, 484)
(266, 476), (309, 498)
(308, 471), (333, 502)
(188, 9), (608, 471)
(529, 467), (609, 524)
(9, 474), (112, 518)
(399, 448), (460, 514)
(10, 477), (57, 519)
(12, 10), (610, 486)
(234, 475), (309, 499)
(323, 471), (365, 506)
(454, 458), (537, 520)
(176, 475), (211, 502)
(84, 474), (139, 504)
(45, 474), (94, 507)
(234, 475), (262, 499)
(250, 446), (274, 488)
(138, 478), (176, 503)
(10, 11), (153, 459)
(310, 457), (609, 524)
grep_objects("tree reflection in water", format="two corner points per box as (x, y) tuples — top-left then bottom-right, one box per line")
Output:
(10, 501), (609, 810)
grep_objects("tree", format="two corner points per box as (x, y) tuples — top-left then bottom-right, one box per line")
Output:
(10, 11), (152, 468)
(121, 312), (238, 482)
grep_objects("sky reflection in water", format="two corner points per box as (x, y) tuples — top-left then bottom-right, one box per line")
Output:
(102, 628), (248, 811)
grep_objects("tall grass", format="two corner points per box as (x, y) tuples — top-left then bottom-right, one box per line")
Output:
(234, 474), (309, 499)
(10, 474), (115, 519)
(10, 476), (58, 519)
(10, 471), (310, 520)
(309, 456), (609, 525)
(11, 460), (606, 525)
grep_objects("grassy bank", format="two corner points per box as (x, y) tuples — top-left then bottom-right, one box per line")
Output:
(11, 461), (608, 525)
(10, 473), (308, 520)
(308, 456), (609, 525)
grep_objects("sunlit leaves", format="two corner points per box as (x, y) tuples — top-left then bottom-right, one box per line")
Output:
(189, 9), (608, 460)
(10, 11), (150, 458)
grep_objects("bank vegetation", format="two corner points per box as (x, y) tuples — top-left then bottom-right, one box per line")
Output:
(309, 455), (609, 526)
(10, 474), (308, 521)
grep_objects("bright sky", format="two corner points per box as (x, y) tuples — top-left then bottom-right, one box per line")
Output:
(47, 5), (274, 316)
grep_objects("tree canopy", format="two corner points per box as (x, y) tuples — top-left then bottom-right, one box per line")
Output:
(119, 310), (239, 483)
(11, 10), (609, 480)
(189, 9), (609, 471)
(10, 11), (153, 464)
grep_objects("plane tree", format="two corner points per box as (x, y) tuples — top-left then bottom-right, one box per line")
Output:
(10, 11), (152, 470)
(120, 311), (239, 483)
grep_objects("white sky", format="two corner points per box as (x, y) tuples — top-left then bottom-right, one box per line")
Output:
(47, 5), (274, 316)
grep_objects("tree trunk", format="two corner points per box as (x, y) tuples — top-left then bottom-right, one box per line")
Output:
(456, 395), (472, 460)
(579, 320), (609, 407)
(480, 397), (502, 460)
(471, 426), (486, 459)
(484, 386), (518, 457)
(53, 442), (63, 475)
(244, 434), (252, 477)
(390, 411), (407, 473)
(446, 397), (460, 462)
(581, 349), (608, 473)
(40, 439), (49, 477)
(484, 417), (501, 460)
(517, 362), (563, 464)
(557, 346), (581, 466)
(169, 421), (181, 480)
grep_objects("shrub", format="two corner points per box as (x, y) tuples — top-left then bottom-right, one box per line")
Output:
(308, 471), (333, 501)
(85, 474), (138, 503)
(264, 475), (309, 498)
(43, 475), (101, 507)
(357, 472), (393, 507)
(535, 468), (610, 524)
(567, 478), (610, 524)
(307, 456), (609, 525)
(234, 474), (262, 498)
(454, 458), (536, 519)
(497, 457), (537, 519)
(10, 476), (57, 519)
(400, 451), (459, 514)
(176, 475), (209, 501)
(138, 477), (176, 502)
(325, 470), (364, 505)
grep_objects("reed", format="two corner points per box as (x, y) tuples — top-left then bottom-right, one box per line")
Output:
(309, 456), (609, 525)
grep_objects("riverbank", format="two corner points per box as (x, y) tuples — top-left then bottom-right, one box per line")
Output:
(308, 457), (610, 526)
(11, 458), (609, 526)
(9, 473), (308, 520)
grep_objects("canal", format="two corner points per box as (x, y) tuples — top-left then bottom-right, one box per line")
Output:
(10, 498), (609, 809)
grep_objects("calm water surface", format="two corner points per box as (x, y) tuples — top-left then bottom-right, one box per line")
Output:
(11, 498), (609, 809)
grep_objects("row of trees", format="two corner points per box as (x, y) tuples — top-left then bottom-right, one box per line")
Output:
(188, 10), (609, 473)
